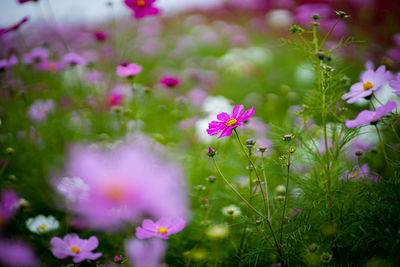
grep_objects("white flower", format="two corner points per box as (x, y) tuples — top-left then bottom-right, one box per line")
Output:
(222, 205), (241, 217)
(26, 215), (59, 234)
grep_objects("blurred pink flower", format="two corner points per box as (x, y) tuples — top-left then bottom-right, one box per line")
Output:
(124, 0), (160, 19)
(55, 142), (187, 230)
(50, 233), (102, 263)
(0, 16), (29, 37)
(207, 104), (255, 139)
(346, 139), (372, 160)
(125, 238), (166, 267)
(0, 54), (18, 70)
(28, 99), (55, 121)
(159, 76), (180, 88)
(93, 31), (109, 42)
(23, 47), (50, 65)
(18, 0), (39, 3)
(0, 189), (19, 229)
(389, 73), (400, 95)
(0, 239), (39, 267)
(345, 101), (397, 128)
(387, 33), (400, 62)
(136, 217), (186, 239)
(342, 65), (391, 103)
(36, 60), (65, 72)
(340, 164), (379, 183)
(116, 62), (142, 78)
(84, 70), (103, 84)
(63, 52), (87, 66)
(108, 93), (123, 107)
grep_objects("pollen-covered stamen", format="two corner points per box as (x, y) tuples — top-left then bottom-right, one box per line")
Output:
(363, 81), (374, 91)
(157, 227), (168, 234)
(71, 246), (80, 254)
(136, 0), (146, 7)
(226, 118), (237, 127)
(38, 225), (47, 231)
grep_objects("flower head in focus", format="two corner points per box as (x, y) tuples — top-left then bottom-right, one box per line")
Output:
(125, 238), (166, 267)
(342, 65), (391, 103)
(136, 217), (186, 239)
(206, 104), (255, 138)
(116, 62), (142, 78)
(50, 233), (102, 263)
(26, 215), (59, 234)
(124, 0), (160, 19)
(345, 101), (397, 128)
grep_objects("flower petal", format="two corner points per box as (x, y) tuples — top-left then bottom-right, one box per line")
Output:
(237, 107), (255, 122)
(217, 127), (232, 139)
(232, 105), (244, 118)
(216, 112), (230, 122)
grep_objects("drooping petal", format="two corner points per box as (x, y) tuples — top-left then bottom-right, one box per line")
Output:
(217, 127), (233, 139)
(167, 218), (186, 234)
(81, 236), (99, 251)
(375, 100), (397, 118)
(136, 227), (155, 239)
(345, 110), (376, 128)
(232, 105), (244, 118)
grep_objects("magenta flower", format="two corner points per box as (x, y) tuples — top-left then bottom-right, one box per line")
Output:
(124, 0), (160, 19)
(23, 47), (50, 65)
(55, 141), (187, 230)
(93, 31), (109, 42)
(28, 99), (55, 121)
(125, 238), (166, 267)
(50, 233), (102, 263)
(0, 189), (19, 229)
(36, 60), (65, 72)
(206, 104), (255, 139)
(0, 54), (18, 70)
(345, 101), (397, 128)
(340, 164), (379, 183)
(159, 76), (180, 88)
(136, 217), (186, 239)
(108, 93), (123, 107)
(0, 239), (39, 267)
(63, 52), (87, 66)
(116, 62), (142, 78)
(18, 0), (39, 3)
(342, 66), (391, 103)
(389, 73), (400, 95)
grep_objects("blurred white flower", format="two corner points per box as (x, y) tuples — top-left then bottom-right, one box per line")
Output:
(56, 176), (90, 203)
(26, 215), (59, 234)
(222, 205), (241, 217)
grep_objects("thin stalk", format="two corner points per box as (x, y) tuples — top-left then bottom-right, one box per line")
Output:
(279, 141), (291, 245)
(374, 125), (390, 166)
(319, 18), (342, 50)
(261, 151), (271, 220)
(233, 129), (268, 217)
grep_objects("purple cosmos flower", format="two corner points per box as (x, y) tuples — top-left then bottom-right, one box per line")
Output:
(387, 33), (400, 62)
(159, 76), (181, 88)
(125, 238), (166, 267)
(206, 104), (255, 139)
(0, 189), (19, 229)
(55, 141), (187, 230)
(342, 66), (391, 103)
(345, 101), (397, 128)
(0, 54), (18, 70)
(340, 164), (379, 183)
(346, 139), (372, 160)
(50, 233), (102, 263)
(389, 73), (400, 95)
(93, 31), (109, 42)
(116, 62), (142, 78)
(23, 47), (50, 65)
(0, 239), (39, 267)
(63, 52), (87, 66)
(84, 70), (103, 84)
(36, 60), (65, 72)
(124, 0), (160, 19)
(28, 99), (55, 121)
(136, 218), (186, 239)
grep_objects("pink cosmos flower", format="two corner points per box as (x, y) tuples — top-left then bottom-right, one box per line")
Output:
(28, 99), (55, 121)
(340, 164), (379, 183)
(50, 233), (102, 263)
(0, 239), (39, 267)
(108, 93), (123, 107)
(84, 70), (103, 84)
(124, 0), (160, 19)
(0, 54), (18, 70)
(36, 60), (65, 72)
(125, 238), (166, 267)
(116, 62), (142, 78)
(206, 104), (255, 139)
(136, 217), (186, 239)
(345, 101), (397, 128)
(63, 52), (86, 66)
(0, 189), (19, 229)
(346, 139), (372, 160)
(342, 66), (392, 103)
(55, 141), (187, 230)
(389, 73), (400, 95)
(23, 47), (50, 65)
(159, 76), (180, 88)
(93, 31), (109, 42)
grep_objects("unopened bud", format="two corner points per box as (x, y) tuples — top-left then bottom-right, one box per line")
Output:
(5, 147), (14, 155)
(283, 134), (292, 141)
(114, 254), (123, 264)
(258, 146), (267, 152)
(311, 14), (320, 20)
(208, 176), (216, 183)
(207, 147), (215, 157)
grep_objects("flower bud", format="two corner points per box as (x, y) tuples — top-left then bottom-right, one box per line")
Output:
(355, 150), (363, 157)
(258, 146), (267, 153)
(311, 14), (320, 20)
(336, 11), (349, 18)
(308, 243), (318, 253)
(320, 252), (333, 263)
(207, 147), (215, 157)
(5, 147), (14, 155)
(289, 24), (304, 34)
(114, 254), (123, 264)
(283, 134), (292, 141)
(207, 176), (216, 183)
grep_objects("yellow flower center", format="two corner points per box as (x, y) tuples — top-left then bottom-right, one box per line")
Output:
(38, 225), (47, 231)
(136, 0), (146, 7)
(157, 227), (168, 234)
(226, 119), (237, 127)
(363, 81), (373, 91)
(350, 171), (358, 178)
(105, 186), (125, 202)
(71, 246), (80, 254)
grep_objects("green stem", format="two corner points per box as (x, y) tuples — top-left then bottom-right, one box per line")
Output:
(319, 18), (342, 50)
(279, 141), (291, 245)
(374, 125), (390, 167)
(261, 152), (271, 220)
